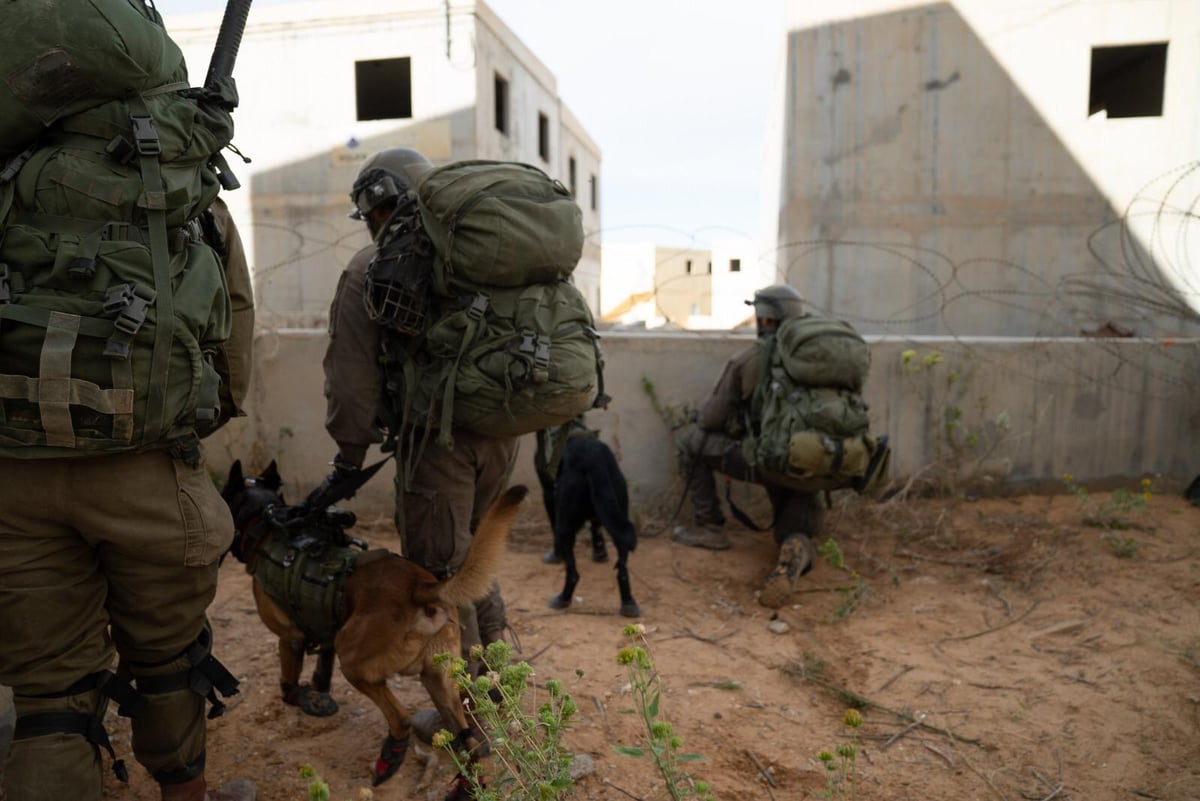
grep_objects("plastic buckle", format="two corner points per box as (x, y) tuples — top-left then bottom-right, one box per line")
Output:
(103, 283), (135, 314)
(533, 337), (551, 369)
(114, 285), (156, 335)
(467, 292), (490, 320)
(129, 115), (161, 156)
(518, 331), (537, 353)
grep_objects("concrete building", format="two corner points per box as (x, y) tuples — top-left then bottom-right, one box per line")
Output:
(164, 0), (601, 326)
(600, 239), (764, 329)
(770, 0), (1200, 337)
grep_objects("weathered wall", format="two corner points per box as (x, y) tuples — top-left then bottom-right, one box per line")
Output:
(205, 331), (1200, 516)
(774, 0), (1200, 337)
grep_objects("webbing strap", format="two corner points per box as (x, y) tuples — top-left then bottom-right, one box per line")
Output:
(127, 95), (173, 444)
(39, 312), (81, 447)
(14, 712), (129, 783)
(0, 374), (133, 416)
(0, 303), (113, 338)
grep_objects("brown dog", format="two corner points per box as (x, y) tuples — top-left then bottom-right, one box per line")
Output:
(221, 460), (526, 790)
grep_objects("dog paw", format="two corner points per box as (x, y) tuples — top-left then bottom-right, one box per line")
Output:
(286, 684), (339, 717)
(620, 601), (642, 618)
(548, 593), (572, 610)
(372, 732), (411, 786)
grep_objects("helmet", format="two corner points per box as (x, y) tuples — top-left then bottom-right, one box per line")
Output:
(349, 147), (433, 220)
(745, 284), (805, 321)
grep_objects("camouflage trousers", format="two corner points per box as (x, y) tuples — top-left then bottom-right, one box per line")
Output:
(676, 424), (825, 544)
(394, 428), (519, 656)
(0, 449), (233, 801)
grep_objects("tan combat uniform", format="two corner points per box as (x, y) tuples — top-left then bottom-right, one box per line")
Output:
(0, 202), (253, 801)
(676, 339), (824, 544)
(323, 246), (517, 646)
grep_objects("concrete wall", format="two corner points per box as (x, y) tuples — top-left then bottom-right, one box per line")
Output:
(774, 0), (1200, 338)
(205, 331), (1200, 516)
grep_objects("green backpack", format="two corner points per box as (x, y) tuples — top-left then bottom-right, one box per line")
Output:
(0, 0), (185, 155)
(383, 280), (603, 451)
(416, 160), (584, 296)
(0, 3), (236, 458)
(744, 315), (883, 492)
(374, 160), (602, 467)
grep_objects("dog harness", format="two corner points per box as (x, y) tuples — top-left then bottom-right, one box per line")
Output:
(243, 508), (386, 649)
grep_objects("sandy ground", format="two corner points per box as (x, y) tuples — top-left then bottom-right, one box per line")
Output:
(102, 483), (1200, 801)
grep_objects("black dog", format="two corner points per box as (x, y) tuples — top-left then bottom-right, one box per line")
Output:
(547, 436), (640, 617)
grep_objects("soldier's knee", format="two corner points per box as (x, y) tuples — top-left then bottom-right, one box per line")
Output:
(125, 624), (239, 722)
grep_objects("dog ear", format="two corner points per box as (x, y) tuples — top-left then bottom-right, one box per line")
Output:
(262, 460), (283, 491)
(222, 460), (244, 499)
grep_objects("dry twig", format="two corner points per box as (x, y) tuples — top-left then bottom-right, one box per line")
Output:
(743, 749), (778, 788)
(939, 600), (1040, 643)
(881, 712), (927, 750)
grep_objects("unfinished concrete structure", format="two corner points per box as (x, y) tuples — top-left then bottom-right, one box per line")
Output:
(769, 0), (1200, 337)
(165, 0), (601, 326)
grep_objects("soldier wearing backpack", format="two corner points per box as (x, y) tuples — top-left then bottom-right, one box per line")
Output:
(0, 3), (256, 799)
(672, 285), (822, 606)
(317, 147), (520, 734)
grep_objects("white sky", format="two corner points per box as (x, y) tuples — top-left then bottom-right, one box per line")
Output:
(168, 0), (786, 247)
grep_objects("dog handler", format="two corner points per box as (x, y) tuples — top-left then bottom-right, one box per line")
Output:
(316, 148), (518, 737)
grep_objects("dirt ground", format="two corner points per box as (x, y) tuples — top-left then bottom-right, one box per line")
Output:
(103, 483), (1200, 801)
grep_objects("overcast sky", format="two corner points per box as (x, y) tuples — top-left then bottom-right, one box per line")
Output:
(170, 0), (786, 247)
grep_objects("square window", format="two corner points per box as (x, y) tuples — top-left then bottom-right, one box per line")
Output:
(730, 258), (741, 273)
(538, 112), (550, 162)
(1089, 43), (1167, 118)
(495, 74), (509, 134)
(355, 57), (412, 121)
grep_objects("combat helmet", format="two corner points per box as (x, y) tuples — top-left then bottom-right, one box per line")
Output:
(745, 284), (805, 321)
(348, 147), (433, 221)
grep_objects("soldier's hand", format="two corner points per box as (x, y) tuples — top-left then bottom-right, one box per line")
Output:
(302, 454), (361, 511)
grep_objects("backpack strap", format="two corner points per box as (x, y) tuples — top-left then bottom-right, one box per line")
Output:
(126, 94), (175, 444)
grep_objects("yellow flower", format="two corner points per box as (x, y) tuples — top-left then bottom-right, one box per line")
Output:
(901, 349), (916, 365)
(1063, 473), (1073, 482)
(842, 709), (864, 729)
(1141, 478), (1152, 488)
(1143, 491), (1152, 501)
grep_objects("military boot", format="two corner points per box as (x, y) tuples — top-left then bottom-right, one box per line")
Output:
(670, 523), (731, 550)
(759, 534), (815, 609)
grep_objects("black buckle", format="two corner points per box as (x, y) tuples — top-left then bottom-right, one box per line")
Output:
(103, 283), (135, 314)
(129, 115), (161, 156)
(467, 292), (490, 320)
(533, 337), (551, 369)
(114, 287), (155, 335)
(518, 331), (536, 353)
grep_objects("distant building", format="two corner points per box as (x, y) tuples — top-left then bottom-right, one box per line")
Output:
(166, 0), (601, 326)
(600, 239), (762, 329)
(770, 0), (1200, 336)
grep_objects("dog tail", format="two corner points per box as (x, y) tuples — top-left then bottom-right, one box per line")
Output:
(437, 485), (528, 608)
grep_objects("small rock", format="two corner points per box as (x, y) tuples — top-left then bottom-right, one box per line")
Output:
(767, 619), (790, 635)
(569, 753), (597, 780)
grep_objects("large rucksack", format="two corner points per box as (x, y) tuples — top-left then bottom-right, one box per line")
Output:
(373, 161), (602, 461)
(416, 160), (584, 295)
(744, 315), (885, 492)
(0, 2), (237, 457)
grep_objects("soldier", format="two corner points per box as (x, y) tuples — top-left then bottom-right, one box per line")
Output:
(0, 196), (255, 801)
(316, 147), (518, 740)
(671, 284), (825, 609)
